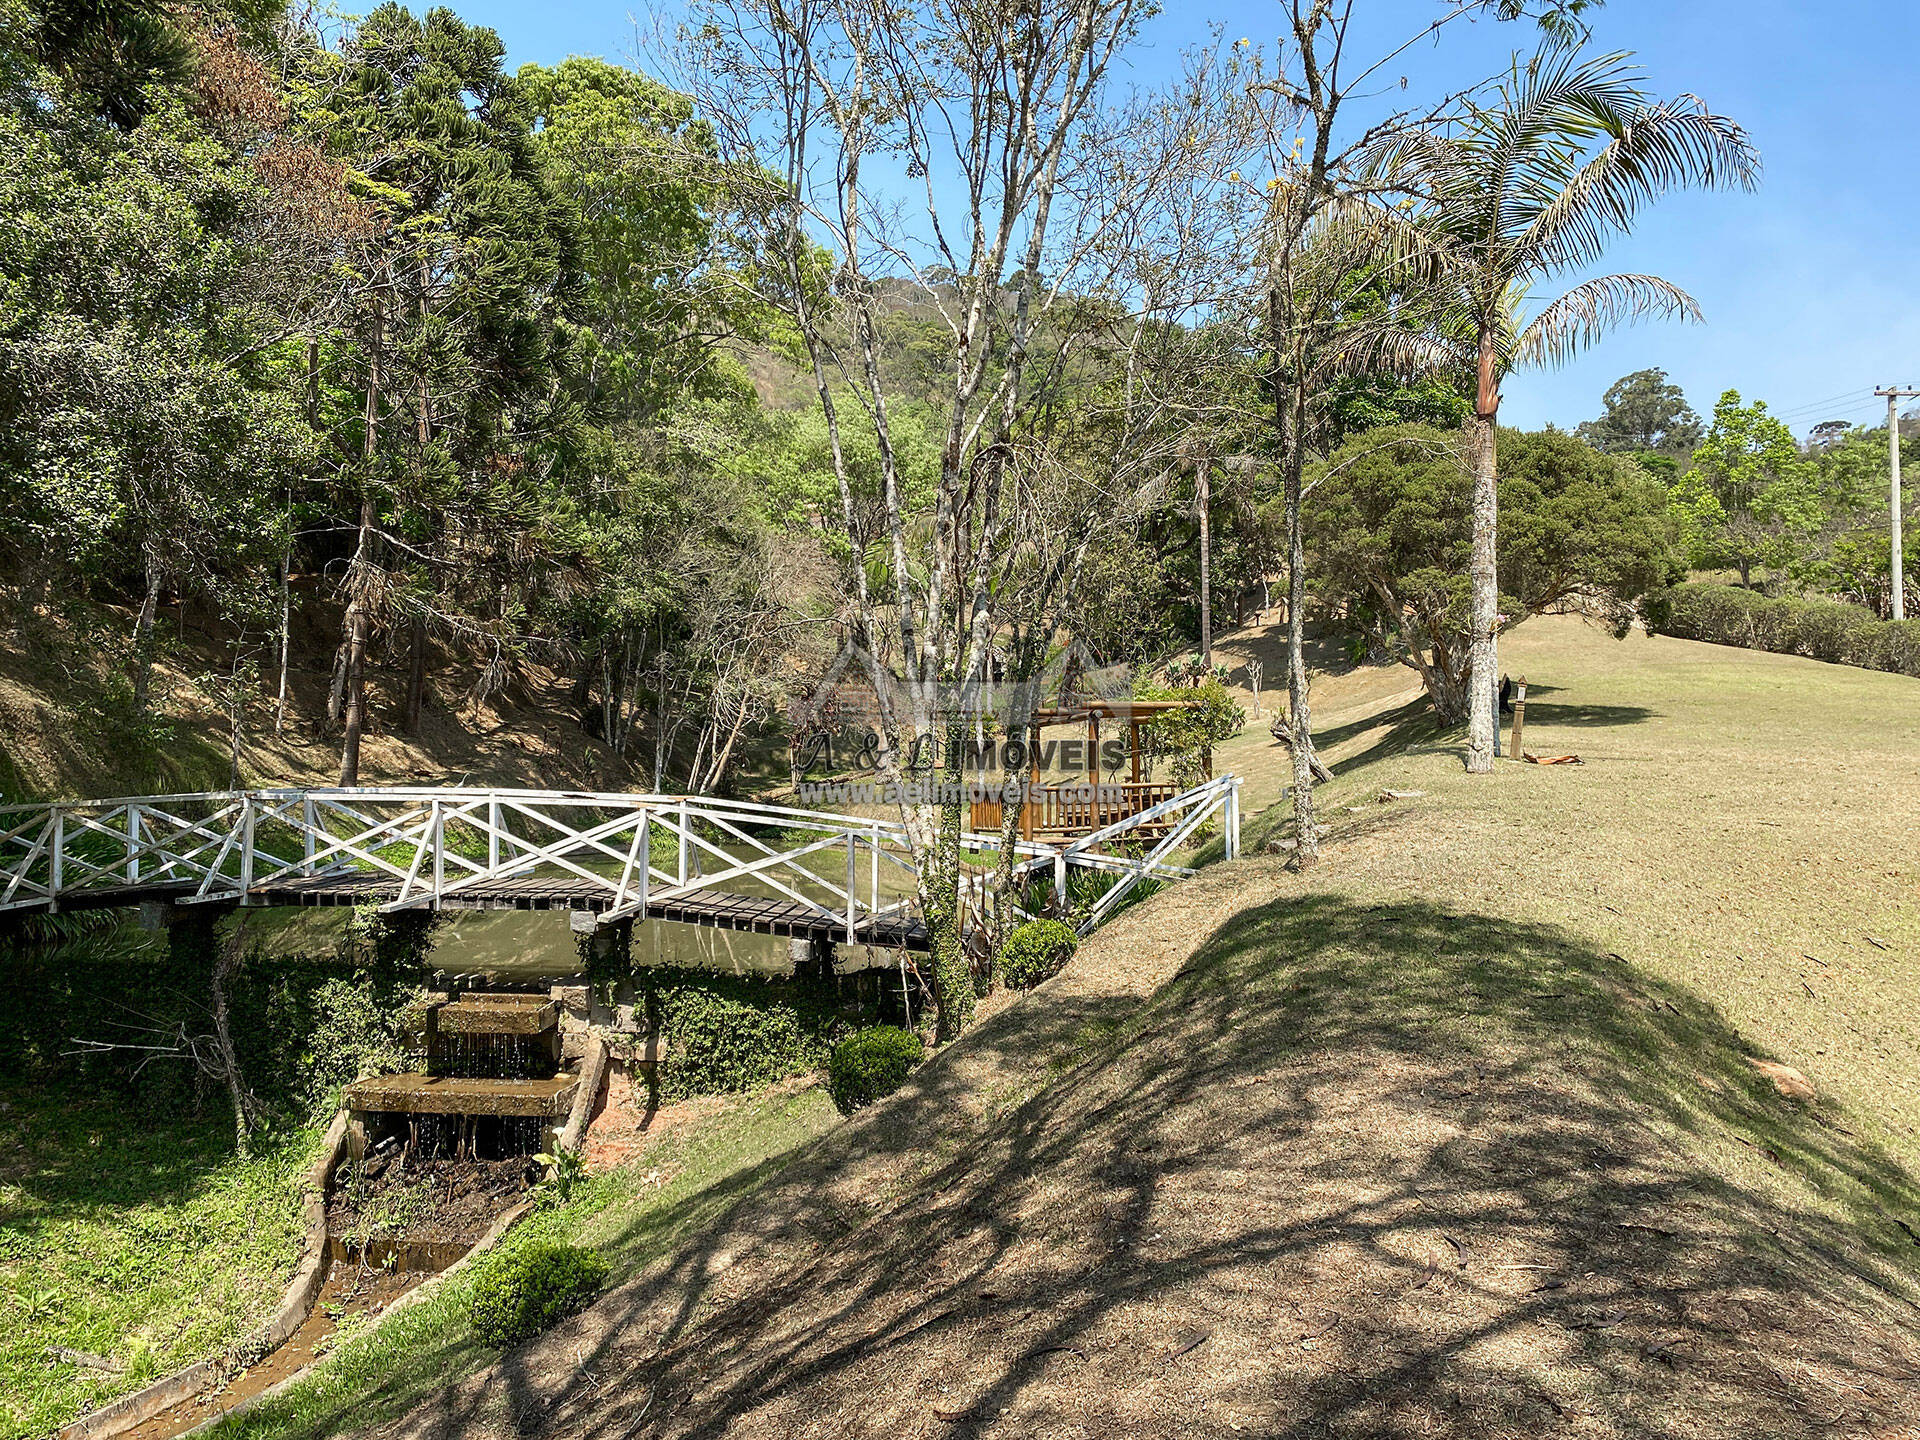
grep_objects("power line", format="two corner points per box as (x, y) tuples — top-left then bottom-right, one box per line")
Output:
(1770, 387), (1877, 421)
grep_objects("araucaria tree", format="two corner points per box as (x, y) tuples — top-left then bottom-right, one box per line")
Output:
(1375, 47), (1756, 771)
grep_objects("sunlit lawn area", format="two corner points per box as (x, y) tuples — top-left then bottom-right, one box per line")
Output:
(1209, 613), (1920, 1175)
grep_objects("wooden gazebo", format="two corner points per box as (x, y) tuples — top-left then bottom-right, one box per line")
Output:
(968, 697), (1209, 840)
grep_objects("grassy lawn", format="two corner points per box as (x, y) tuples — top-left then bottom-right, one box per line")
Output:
(217, 1080), (838, 1440)
(1210, 613), (1920, 1177)
(14, 615), (1920, 1439)
(0, 1089), (321, 1440)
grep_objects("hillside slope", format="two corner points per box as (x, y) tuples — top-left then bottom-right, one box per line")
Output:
(1209, 615), (1920, 1178)
(0, 601), (618, 801)
(332, 616), (1920, 1440)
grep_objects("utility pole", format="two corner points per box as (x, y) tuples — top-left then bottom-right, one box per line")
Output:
(1876, 387), (1918, 622)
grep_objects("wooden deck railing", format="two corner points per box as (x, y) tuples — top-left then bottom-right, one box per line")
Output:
(969, 781), (1185, 839)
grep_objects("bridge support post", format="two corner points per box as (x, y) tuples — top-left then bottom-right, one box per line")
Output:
(789, 932), (836, 990)
(570, 910), (632, 964)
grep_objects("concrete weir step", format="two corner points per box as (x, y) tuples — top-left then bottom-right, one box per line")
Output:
(431, 995), (559, 1035)
(342, 1073), (579, 1117)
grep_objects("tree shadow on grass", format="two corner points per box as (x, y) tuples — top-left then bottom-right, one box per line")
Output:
(1517, 701), (1659, 729)
(1314, 696), (1452, 775)
(408, 896), (1920, 1440)
(1306, 693), (1658, 783)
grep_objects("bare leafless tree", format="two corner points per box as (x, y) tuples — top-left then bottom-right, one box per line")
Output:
(678, 0), (1273, 1034)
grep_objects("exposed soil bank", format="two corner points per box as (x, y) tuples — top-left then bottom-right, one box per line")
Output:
(327, 1152), (535, 1252)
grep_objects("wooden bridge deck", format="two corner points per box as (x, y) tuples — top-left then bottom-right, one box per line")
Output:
(11, 873), (932, 950)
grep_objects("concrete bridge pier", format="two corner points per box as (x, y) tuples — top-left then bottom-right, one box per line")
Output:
(570, 909), (635, 967)
(789, 933), (837, 989)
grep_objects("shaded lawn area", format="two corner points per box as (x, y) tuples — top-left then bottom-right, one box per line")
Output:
(0, 1087), (320, 1440)
(351, 891), (1920, 1440)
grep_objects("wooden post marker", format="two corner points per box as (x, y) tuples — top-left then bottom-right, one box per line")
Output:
(1509, 676), (1527, 761)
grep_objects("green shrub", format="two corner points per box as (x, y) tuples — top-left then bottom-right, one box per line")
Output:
(469, 1241), (609, 1348)
(827, 1026), (924, 1113)
(1134, 678), (1245, 788)
(1647, 583), (1920, 679)
(997, 918), (1079, 990)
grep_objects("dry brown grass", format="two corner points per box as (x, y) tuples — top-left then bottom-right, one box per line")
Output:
(329, 615), (1920, 1438)
(0, 599), (627, 799)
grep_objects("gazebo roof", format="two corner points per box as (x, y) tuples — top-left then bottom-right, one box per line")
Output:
(1028, 697), (1204, 726)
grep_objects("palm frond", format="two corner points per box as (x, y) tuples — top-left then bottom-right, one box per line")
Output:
(1330, 325), (1475, 386)
(1515, 272), (1699, 368)
(1517, 92), (1759, 271)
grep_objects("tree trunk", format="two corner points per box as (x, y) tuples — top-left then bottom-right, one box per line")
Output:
(922, 722), (972, 1040)
(1465, 330), (1501, 775)
(1197, 462), (1212, 669)
(1283, 463), (1318, 863)
(211, 918), (256, 1158)
(131, 558), (162, 716)
(226, 666), (244, 790)
(274, 546), (291, 736)
(704, 696), (751, 794)
(403, 614), (427, 734)
(1276, 302), (1318, 865)
(339, 502), (374, 786)
(652, 662), (668, 793)
(341, 305), (383, 787)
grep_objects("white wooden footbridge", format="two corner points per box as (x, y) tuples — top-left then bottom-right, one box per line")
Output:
(0, 777), (1240, 945)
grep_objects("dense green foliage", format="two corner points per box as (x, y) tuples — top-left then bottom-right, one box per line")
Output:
(1647, 582), (1920, 677)
(826, 1025), (924, 1112)
(0, 911), (428, 1121)
(1134, 679), (1246, 787)
(1668, 390), (1824, 589)
(996, 919), (1079, 991)
(641, 968), (850, 1101)
(1570, 372), (1918, 618)
(1305, 424), (1678, 718)
(1574, 368), (1702, 460)
(468, 1241), (609, 1348)
(0, 1), (807, 795)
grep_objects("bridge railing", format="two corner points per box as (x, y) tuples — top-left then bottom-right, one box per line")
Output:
(0, 779), (1239, 938)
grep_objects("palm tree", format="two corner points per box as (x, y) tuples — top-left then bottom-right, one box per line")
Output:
(1373, 47), (1758, 772)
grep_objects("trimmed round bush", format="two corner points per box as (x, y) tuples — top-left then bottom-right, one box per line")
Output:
(469, 1241), (610, 1348)
(997, 918), (1078, 990)
(827, 1025), (924, 1113)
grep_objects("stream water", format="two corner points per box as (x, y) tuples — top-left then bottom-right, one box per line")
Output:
(248, 834), (922, 980)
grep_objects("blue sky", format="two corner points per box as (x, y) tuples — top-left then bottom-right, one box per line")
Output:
(457, 0), (1920, 436)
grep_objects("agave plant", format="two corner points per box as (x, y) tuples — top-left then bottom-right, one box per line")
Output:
(1366, 46), (1759, 771)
